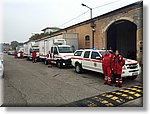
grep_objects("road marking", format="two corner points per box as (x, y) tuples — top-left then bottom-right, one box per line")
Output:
(62, 85), (143, 107)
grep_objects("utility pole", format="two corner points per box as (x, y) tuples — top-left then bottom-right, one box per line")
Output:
(81, 3), (96, 49)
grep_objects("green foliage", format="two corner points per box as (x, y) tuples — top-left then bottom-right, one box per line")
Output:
(29, 32), (49, 41)
(11, 41), (19, 50)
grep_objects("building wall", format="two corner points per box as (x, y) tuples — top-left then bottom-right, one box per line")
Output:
(60, 4), (143, 63)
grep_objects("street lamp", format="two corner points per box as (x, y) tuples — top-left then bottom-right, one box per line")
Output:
(81, 3), (92, 19)
(81, 3), (95, 49)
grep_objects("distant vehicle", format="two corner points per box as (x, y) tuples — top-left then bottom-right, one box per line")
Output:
(16, 46), (24, 58)
(0, 52), (3, 62)
(24, 42), (40, 60)
(17, 51), (23, 58)
(71, 49), (141, 80)
(23, 43), (28, 58)
(3, 51), (7, 53)
(7, 50), (15, 55)
(0, 52), (4, 78)
(29, 46), (39, 60)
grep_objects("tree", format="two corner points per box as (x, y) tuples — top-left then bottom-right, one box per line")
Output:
(29, 33), (50, 41)
(11, 41), (19, 50)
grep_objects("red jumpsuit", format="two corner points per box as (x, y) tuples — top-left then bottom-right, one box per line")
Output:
(112, 55), (125, 86)
(102, 53), (114, 85)
(47, 52), (52, 63)
(14, 51), (17, 58)
(32, 51), (37, 63)
(20, 51), (23, 59)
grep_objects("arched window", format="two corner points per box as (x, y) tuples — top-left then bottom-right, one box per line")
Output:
(85, 35), (90, 48)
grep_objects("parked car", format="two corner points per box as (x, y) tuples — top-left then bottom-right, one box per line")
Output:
(7, 50), (15, 55)
(0, 53), (4, 78)
(71, 49), (141, 80)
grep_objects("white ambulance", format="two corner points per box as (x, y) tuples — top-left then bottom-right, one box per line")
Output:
(71, 49), (141, 80)
(36, 33), (78, 67)
(44, 39), (74, 68)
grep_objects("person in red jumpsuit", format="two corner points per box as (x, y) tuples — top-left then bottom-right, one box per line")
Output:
(102, 50), (114, 86)
(32, 51), (37, 63)
(14, 50), (17, 58)
(20, 51), (23, 59)
(112, 50), (125, 88)
(47, 51), (52, 63)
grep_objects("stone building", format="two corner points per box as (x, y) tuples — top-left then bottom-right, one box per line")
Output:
(52, 1), (143, 63)
(41, 27), (61, 34)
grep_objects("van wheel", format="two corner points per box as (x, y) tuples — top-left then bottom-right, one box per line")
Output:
(27, 57), (29, 60)
(36, 58), (40, 62)
(44, 60), (48, 65)
(127, 75), (138, 80)
(57, 61), (62, 68)
(75, 63), (82, 73)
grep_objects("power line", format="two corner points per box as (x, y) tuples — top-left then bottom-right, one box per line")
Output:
(59, 0), (122, 27)
(59, 10), (89, 27)
(93, 0), (121, 9)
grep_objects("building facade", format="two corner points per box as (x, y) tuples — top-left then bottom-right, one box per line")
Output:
(41, 27), (61, 34)
(54, 1), (143, 63)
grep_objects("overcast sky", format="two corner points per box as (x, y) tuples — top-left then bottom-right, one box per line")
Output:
(1, 0), (140, 43)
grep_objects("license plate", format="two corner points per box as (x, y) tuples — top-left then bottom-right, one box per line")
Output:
(132, 72), (138, 76)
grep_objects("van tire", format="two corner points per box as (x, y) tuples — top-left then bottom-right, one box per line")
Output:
(57, 61), (62, 68)
(75, 63), (82, 73)
(44, 60), (48, 65)
(27, 57), (29, 60)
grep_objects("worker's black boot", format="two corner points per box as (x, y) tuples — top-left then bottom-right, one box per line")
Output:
(108, 83), (113, 86)
(107, 81), (113, 86)
(104, 81), (107, 85)
(115, 84), (119, 87)
(118, 84), (122, 88)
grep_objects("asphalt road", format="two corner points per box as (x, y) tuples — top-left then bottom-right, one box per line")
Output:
(2, 54), (143, 107)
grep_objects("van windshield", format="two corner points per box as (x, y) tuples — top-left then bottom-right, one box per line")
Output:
(30, 49), (39, 53)
(58, 47), (73, 53)
(33, 49), (39, 52)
